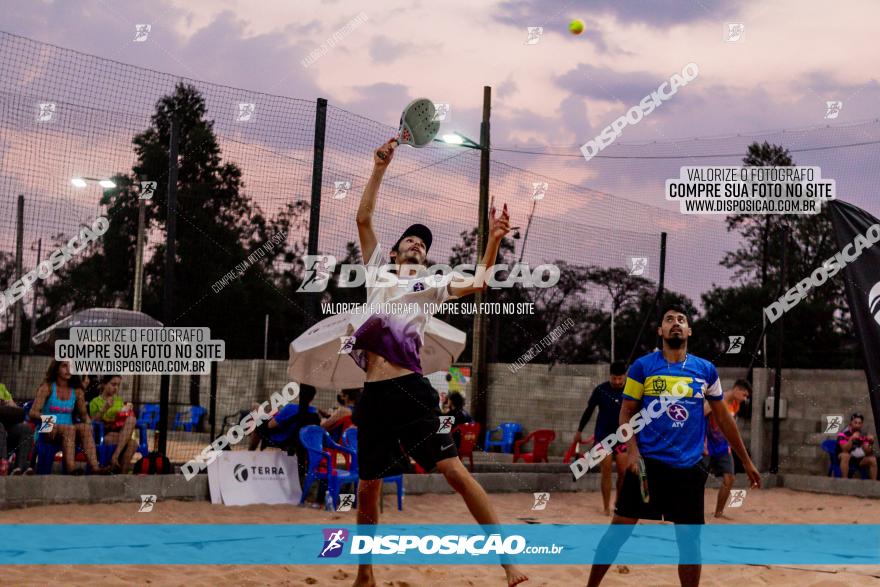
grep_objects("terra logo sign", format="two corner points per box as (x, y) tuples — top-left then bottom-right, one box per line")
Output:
(319, 528), (349, 558)
(233, 464), (286, 483)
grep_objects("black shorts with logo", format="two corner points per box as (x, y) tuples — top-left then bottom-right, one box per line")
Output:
(353, 373), (458, 480)
(614, 456), (709, 524)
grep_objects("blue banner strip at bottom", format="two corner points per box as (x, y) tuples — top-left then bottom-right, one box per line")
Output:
(0, 524), (878, 565)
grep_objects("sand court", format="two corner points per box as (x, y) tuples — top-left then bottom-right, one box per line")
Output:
(2, 488), (878, 586)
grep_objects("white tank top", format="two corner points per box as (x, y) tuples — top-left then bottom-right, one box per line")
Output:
(346, 244), (463, 373)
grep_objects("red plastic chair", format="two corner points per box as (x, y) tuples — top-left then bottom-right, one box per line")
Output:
(452, 422), (481, 471)
(327, 415), (354, 468)
(562, 435), (594, 464)
(513, 429), (556, 463)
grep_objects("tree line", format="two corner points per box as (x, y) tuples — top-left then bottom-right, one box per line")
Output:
(0, 85), (859, 369)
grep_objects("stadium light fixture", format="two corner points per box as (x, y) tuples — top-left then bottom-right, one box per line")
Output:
(438, 131), (481, 150)
(70, 176), (116, 189)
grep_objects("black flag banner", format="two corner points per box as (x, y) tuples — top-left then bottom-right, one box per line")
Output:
(828, 200), (880, 432)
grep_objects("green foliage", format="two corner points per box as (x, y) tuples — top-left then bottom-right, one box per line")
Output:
(712, 141), (857, 368)
(37, 83), (312, 358)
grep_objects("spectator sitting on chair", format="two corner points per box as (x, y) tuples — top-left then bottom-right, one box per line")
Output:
(0, 383), (34, 475)
(82, 374), (100, 404)
(317, 389), (347, 422)
(838, 412), (877, 480)
(255, 385), (320, 450)
(446, 392), (473, 449)
(320, 388), (360, 437)
(256, 385), (321, 488)
(29, 360), (107, 475)
(89, 375), (138, 473)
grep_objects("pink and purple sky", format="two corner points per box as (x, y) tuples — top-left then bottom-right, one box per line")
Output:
(2, 0), (879, 303)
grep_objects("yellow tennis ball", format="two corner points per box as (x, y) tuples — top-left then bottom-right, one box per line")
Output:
(569, 19), (585, 35)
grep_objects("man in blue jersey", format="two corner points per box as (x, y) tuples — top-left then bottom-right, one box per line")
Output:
(586, 305), (761, 587)
(573, 361), (628, 515)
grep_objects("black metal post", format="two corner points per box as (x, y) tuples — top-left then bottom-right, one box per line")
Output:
(472, 86), (492, 435)
(29, 238), (42, 353)
(770, 228), (788, 474)
(628, 232), (667, 364)
(158, 117), (180, 456)
(655, 232), (667, 350)
(12, 195), (24, 363)
(209, 360), (218, 440)
(307, 98), (328, 328)
(189, 374), (200, 411)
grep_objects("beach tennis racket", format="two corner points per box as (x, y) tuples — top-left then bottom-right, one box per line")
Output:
(638, 456), (650, 504)
(377, 98), (441, 160)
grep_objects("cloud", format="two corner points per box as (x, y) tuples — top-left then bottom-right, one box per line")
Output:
(341, 82), (412, 122)
(494, 0), (746, 28)
(0, 0), (322, 102)
(555, 63), (669, 104)
(496, 76), (518, 100)
(368, 34), (437, 65)
(3, 0), (880, 311)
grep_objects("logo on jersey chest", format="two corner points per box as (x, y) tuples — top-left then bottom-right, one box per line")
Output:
(644, 375), (695, 398)
(412, 282), (425, 292)
(667, 404), (689, 427)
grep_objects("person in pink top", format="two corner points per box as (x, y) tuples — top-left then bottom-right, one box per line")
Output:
(837, 412), (877, 480)
(29, 360), (106, 475)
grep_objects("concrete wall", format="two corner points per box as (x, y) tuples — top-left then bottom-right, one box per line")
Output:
(0, 471), (791, 509)
(0, 355), (338, 430)
(0, 474), (209, 509)
(2, 355), (875, 476)
(749, 368), (876, 475)
(484, 364), (874, 477)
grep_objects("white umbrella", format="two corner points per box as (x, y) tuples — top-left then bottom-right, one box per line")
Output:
(287, 312), (466, 388)
(32, 307), (163, 350)
(419, 318), (467, 375)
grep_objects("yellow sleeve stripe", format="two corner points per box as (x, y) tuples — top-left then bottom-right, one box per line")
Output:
(623, 376), (644, 400)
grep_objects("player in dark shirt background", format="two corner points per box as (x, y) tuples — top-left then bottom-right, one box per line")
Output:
(573, 361), (628, 515)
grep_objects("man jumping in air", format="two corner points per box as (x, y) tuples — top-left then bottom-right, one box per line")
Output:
(350, 139), (528, 587)
(586, 306), (761, 587)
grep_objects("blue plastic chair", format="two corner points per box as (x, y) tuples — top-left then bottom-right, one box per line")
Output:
(23, 400), (94, 474)
(139, 404), (161, 431)
(342, 427), (404, 511)
(34, 421), (99, 475)
(93, 420), (150, 467)
(173, 406), (206, 432)
(821, 439), (869, 479)
(299, 425), (357, 510)
(484, 422), (523, 453)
